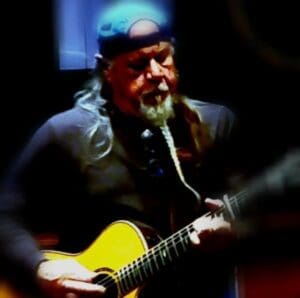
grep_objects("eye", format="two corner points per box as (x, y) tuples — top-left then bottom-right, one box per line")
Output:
(155, 49), (173, 66)
(128, 58), (149, 72)
(156, 53), (168, 64)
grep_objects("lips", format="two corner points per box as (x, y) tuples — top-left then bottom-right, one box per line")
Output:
(142, 91), (168, 106)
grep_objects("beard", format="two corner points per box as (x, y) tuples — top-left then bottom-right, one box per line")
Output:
(139, 94), (174, 127)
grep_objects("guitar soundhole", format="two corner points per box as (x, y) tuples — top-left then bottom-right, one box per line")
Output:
(93, 273), (118, 298)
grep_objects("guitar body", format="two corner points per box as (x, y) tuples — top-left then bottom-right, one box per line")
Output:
(45, 220), (150, 298)
(0, 221), (153, 298)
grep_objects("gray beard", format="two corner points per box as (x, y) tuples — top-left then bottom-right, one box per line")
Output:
(139, 95), (175, 127)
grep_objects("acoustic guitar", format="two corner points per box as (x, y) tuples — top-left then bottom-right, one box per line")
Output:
(2, 151), (299, 298)
(42, 188), (245, 298)
(0, 188), (248, 298)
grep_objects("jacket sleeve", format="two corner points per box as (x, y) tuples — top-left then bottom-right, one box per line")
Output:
(0, 120), (55, 291)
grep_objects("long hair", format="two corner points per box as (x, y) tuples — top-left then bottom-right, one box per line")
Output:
(74, 74), (113, 167)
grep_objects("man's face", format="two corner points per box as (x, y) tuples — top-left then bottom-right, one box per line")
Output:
(105, 41), (178, 125)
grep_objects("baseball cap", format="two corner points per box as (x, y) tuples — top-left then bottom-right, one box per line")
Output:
(97, 1), (173, 58)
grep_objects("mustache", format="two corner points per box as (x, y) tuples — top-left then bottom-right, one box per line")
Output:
(142, 81), (170, 97)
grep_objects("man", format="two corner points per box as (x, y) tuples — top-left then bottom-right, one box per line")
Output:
(0, 2), (237, 297)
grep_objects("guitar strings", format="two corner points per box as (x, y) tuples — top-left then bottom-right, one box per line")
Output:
(94, 190), (247, 292)
(95, 190), (246, 292)
(95, 190), (247, 291)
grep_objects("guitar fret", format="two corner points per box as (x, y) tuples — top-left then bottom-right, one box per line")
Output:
(147, 252), (154, 275)
(159, 245), (167, 266)
(178, 227), (191, 254)
(152, 248), (160, 270)
(170, 237), (183, 261)
(179, 229), (188, 251)
(146, 257), (152, 276)
(119, 268), (126, 293)
(141, 257), (149, 279)
(172, 235), (180, 257)
(120, 263), (140, 294)
(125, 266), (132, 291)
(129, 262), (136, 285)
(132, 259), (142, 284)
(127, 265), (134, 289)
(116, 270), (125, 295)
(136, 258), (144, 282)
(184, 228), (191, 247)
(134, 258), (143, 282)
(164, 241), (173, 262)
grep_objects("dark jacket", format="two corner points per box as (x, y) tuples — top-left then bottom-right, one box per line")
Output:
(0, 98), (236, 296)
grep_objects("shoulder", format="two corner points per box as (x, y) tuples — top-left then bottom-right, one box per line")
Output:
(5, 107), (103, 177)
(22, 107), (95, 155)
(47, 107), (90, 135)
(187, 98), (234, 121)
(47, 106), (109, 139)
(47, 106), (112, 160)
(186, 97), (236, 140)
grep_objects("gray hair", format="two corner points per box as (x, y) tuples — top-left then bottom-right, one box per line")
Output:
(74, 76), (113, 166)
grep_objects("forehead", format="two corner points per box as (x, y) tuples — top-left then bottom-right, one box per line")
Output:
(115, 41), (172, 62)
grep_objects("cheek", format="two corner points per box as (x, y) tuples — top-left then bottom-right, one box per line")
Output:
(127, 74), (146, 97)
(166, 68), (178, 91)
(114, 74), (146, 114)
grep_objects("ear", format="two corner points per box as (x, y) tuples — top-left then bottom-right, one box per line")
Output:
(103, 68), (112, 83)
(95, 53), (112, 83)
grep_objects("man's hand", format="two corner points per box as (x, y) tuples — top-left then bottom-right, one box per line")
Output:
(37, 259), (106, 298)
(190, 198), (233, 252)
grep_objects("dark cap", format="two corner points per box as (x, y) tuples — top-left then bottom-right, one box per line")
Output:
(97, 1), (173, 58)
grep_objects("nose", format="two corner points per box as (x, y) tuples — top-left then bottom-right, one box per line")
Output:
(146, 59), (164, 80)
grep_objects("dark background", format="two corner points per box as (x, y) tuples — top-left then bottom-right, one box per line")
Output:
(2, 0), (299, 178)
(1, 1), (299, 296)
(174, 0), (299, 176)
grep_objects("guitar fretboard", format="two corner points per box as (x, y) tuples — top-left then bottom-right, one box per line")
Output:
(117, 224), (194, 295)
(114, 189), (248, 296)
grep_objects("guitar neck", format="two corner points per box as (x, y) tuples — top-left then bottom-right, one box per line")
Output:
(114, 189), (249, 296)
(114, 222), (194, 295)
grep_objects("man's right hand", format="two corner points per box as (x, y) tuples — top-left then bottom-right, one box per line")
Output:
(37, 259), (106, 298)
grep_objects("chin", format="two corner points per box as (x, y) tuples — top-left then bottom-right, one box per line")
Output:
(139, 95), (175, 127)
